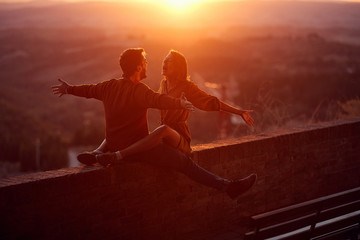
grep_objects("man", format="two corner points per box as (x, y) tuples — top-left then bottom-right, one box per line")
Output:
(52, 48), (256, 199)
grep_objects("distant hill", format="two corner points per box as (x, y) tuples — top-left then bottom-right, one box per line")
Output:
(0, 1), (360, 30)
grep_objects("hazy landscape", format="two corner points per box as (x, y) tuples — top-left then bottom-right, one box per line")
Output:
(1, 0), (360, 176)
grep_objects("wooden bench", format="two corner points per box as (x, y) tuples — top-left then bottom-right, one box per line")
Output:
(244, 187), (360, 240)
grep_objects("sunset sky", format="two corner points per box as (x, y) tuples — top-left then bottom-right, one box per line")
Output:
(1, 0), (359, 12)
(1, 0), (360, 2)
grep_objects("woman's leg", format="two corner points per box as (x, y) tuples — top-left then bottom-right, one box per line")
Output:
(121, 125), (181, 158)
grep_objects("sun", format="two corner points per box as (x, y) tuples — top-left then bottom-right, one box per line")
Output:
(152, 0), (205, 12)
(165, 0), (197, 9)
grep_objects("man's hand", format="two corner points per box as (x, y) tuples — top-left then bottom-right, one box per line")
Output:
(51, 78), (70, 97)
(180, 92), (195, 112)
(240, 110), (254, 126)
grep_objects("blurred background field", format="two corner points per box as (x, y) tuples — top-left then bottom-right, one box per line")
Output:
(0, 0), (359, 177)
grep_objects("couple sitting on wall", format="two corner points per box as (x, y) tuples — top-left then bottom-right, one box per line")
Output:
(52, 48), (257, 199)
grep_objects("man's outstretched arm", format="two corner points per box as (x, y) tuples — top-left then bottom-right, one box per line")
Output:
(137, 83), (195, 112)
(51, 78), (70, 97)
(51, 78), (105, 100)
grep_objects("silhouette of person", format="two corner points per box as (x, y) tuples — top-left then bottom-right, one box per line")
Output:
(52, 48), (256, 199)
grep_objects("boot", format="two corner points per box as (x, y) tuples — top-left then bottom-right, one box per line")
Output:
(226, 173), (257, 199)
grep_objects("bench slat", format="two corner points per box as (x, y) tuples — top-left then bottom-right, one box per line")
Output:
(256, 213), (317, 239)
(244, 228), (311, 240)
(320, 189), (360, 210)
(244, 187), (360, 240)
(318, 200), (360, 222)
(251, 204), (319, 228)
(312, 224), (360, 240)
(312, 211), (360, 238)
(252, 187), (360, 228)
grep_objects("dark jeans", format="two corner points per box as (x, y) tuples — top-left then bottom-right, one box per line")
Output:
(127, 143), (229, 191)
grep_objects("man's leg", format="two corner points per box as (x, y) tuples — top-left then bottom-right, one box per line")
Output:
(121, 125), (181, 158)
(96, 125), (181, 166)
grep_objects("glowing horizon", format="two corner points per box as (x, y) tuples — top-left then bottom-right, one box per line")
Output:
(1, 0), (360, 2)
(1, 0), (360, 17)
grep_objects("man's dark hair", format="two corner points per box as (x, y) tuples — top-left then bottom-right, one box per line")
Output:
(119, 48), (145, 78)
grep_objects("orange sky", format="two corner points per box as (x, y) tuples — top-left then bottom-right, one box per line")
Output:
(1, 0), (360, 2)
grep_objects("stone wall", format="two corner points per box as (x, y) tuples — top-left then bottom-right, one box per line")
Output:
(1, 118), (359, 239)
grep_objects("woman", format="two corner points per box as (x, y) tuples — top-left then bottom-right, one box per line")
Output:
(91, 50), (254, 166)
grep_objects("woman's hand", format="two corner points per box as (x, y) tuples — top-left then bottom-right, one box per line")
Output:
(220, 101), (255, 126)
(51, 78), (70, 97)
(240, 110), (254, 126)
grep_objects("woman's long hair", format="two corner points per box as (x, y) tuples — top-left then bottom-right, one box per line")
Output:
(159, 50), (190, 94)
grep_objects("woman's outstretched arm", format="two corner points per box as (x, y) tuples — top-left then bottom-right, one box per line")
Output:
(185, 82), (254, 126)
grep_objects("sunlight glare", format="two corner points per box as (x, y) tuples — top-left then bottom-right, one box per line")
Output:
(166, 0), (195, 9)
(154, 0), (205, 12)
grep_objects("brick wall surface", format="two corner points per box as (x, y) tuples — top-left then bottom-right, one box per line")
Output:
(1, 118), (359, 240)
